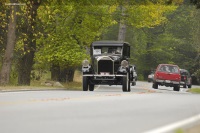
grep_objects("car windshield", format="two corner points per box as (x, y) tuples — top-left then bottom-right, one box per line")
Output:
(93, 46), (122, 55)
(159, 65), (179, 73)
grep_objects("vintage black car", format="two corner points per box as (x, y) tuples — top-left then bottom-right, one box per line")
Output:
(82, 41), (133, 92)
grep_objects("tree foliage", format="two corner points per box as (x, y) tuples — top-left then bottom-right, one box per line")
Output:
(1, 0), (200, 85)
(126, 4), (177, 28)
(126, 4), (200, 82)
(0, 0), (8, 60)
(0, 0), (19, 85)
(35, 3), (116, 69)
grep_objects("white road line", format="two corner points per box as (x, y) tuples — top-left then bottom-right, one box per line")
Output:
(145, 114), (200, 133)
(95, 85), (101, 90)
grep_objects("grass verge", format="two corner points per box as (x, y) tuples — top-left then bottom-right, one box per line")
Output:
(62, 82), (82, 91)
(0, 70), (83, 91)
(188, 88), (200, 94)
(0, 81), (82, 91)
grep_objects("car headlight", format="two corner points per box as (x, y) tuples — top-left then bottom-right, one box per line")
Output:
(82, 59), (89, 67)
(121, 60), (128, 67)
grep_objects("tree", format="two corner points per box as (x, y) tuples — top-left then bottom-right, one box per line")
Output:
(0, 1), (7, 45)
(190, 6), (200, 83)
(102, 2), (178, 78)
(190, 0), (200, 8)
(0, 0), (18, 85)
(17, 0), (41, 85)
(35, 3), (116, 82)
(0, 0), (191, 85)
(0, 1), (8, 63)
(136, 4), (200, 80)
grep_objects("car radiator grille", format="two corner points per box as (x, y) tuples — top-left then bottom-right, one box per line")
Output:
(98, 60), (113, 74)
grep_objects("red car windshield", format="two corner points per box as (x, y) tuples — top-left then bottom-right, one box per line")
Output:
(158, 65), (179, 73)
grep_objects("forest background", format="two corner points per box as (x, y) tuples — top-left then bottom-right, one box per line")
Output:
(0, 0), (200, 86)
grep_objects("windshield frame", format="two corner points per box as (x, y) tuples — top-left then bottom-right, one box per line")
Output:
(93, 46), (123, 56)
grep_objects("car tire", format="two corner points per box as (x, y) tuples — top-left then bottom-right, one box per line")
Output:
(188, 84), (192, 88)
(122, 75), (130, 92)
(183, 84), (187, 88)
(83, 76), (89, 91)
(122, 76), (127, 92)
(89, 84), (94, 91)
(152, 82), (158, 89)
(127, 81), (131, 92)
(132, 81), (136, 86)
(173, 85), (180, 91)
(127, 73), (131, 92)
(132, 78), (136, 86)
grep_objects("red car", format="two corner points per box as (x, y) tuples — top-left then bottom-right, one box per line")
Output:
(152, 64), (181, 91)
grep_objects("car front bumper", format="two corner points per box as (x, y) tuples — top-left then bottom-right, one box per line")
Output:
(156, 79), (180, 85)
(82, 74), (127, 85)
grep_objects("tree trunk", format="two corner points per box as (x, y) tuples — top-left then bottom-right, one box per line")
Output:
(59, 68), (67, 82)
(0, 0), (18, 85)
(50, 64), (60, 81)
(118, 6), (126, 41)
(50, 65), (75, 83)
(65, 68), (75, 82)
(17, 0), (40, 85)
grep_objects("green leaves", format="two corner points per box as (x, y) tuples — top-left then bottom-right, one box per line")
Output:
(35, 4), (116, 68)
(21, 0), (181, 71)
(126, 4), (177, 28)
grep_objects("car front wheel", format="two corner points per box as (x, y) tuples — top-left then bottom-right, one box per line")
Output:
(132, 81), (136, 86)
(132, 79), (136, 86)
(152, 82), (158, 89)
(188, 84), (192, 88)
(183, 83), (187, 88)
(89, 84), (94, 91)
(173, 85), (180, 91)
(122, 75), (130, 92)
(83, 76), (89, 91)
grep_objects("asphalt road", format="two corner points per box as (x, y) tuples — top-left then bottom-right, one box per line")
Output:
(0, 81), (200, 133)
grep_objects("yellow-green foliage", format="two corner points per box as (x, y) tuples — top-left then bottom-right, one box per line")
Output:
(126, 4), (177, 28)
(35, 4), (116, 69)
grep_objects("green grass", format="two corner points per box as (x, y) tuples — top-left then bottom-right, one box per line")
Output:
(32, 81), (82, 91)
(62, 82), (82, 91)
(0, 70), (83, 91)
(174, 129), (184, 133)
(189, 88), (200, 94)
(30, 70), (83, 90)
(0, 81), (82, 91)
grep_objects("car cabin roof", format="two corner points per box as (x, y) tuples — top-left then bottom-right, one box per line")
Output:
(157, 64), (180, 70)
(158, 64), (179, 67)
(180, 69), (188, 72)
(91, 41), (130, 47)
